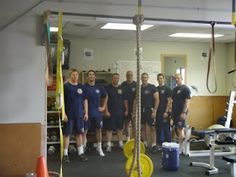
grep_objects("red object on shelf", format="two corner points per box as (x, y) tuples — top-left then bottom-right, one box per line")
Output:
(47, 75), (66, 91)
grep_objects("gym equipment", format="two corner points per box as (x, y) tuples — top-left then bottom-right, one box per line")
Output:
(123, 139), (145, 159)
(48, 145), (56, 155)
(222, 155), (236, 177)
(190, 128), (236, 175)
(162, 142), (180, 171)
(183, 91), (236, 157)
(55, 12), (64, 177)
(125, 154), (153, 177)
(125, 1), (153, 176)
(206, 22), (217, 93)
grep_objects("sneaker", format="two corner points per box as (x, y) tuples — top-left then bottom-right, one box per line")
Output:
(77, 154), (88, 162)
(157, 145), (162, 151)
(98, 149), (105, 157)
(151, 145), (158, 154)
(63, 155), (70, 163)
(106, 146), (112, 153)
(118, 141), (124, 150)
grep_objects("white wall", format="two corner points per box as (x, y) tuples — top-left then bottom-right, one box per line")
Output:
(0, 12), (46, 124)
(226, 42), (236, 93)
(68, 37), (228, 96)
(0, 0), (233, 124)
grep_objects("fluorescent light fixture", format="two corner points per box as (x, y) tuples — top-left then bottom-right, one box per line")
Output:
(50, 27), (58, 32)
(101, 23), (153, 31)
(169, 33), (224, 38)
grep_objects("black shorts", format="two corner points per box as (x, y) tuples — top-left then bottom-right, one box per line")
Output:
(63, 118), (84, 135)
(141, 108), (155, 127)
(103, 115), (124, 131)
(84, 116), (103, 131)
(172, 114), (186, 128)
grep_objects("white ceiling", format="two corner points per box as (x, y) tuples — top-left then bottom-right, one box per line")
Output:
(0, 0), (235, 43)
(48, 14), (235, 43)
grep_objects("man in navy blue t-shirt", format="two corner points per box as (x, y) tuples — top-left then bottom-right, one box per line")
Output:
(121, 71), (136, 141)
(171, 73), (191, 153)
(156, 73), (172, 149)
(83, 70), (108, 156)
(141, 73), (159, 153)
(104, 73), (128, 152)
(63, 69), (88, 163)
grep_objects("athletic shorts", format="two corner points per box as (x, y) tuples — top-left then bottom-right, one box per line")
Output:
(172, 114), (186, 128)
(156, 114), (170, 126)
(84, 116), (103, 130)
(156, 111), (171, 125)
(103, 115), (124, 131)
(124, 111), (132, 121)
(141, 108), (155, 127)
(63, 118), (84, 135)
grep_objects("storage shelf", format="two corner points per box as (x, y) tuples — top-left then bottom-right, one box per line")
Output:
(47, 125), (59, 128)
(47, 110), (61, 114)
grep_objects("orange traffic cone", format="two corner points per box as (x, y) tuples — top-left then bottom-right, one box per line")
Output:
(36, 155), (49, 177)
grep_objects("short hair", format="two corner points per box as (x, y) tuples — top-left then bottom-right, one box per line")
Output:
(175, 73), (182, 79)
(69, 68), (79, 76)
(126, 71), (133, 76)
(157, 73), (165, 78)
(112, 73), (120, 77)
(141, 72), (149, 77)
(87, 69), (96, 76)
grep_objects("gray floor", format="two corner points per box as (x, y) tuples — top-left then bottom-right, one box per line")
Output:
(47, 146), (232, 177)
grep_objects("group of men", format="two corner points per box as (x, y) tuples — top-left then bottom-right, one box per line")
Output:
(62, 68), (191, 163)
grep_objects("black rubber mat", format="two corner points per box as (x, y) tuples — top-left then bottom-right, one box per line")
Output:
(47, 147), (232, 177)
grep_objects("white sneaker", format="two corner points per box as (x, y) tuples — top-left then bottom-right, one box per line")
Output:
(98, 149), (105, 157)
(106, 146), (112, 152)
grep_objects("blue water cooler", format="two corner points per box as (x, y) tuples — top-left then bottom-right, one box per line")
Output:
(162, 142), (179, 171)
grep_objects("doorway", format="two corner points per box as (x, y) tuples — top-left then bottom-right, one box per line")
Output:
(161, 54), (187, 89)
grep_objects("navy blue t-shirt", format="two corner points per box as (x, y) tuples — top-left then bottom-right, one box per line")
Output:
(106, 84), (126, 116)
(141, 84), (158, 108)
(121, 81), (136, 112)
(64, 82), (86, 119)
(84, 83), (107, 118)
(172, 85), (191, 115)
(157, 85), (172, 113)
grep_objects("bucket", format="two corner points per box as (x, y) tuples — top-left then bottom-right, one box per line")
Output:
(162, 142), (179, 171)
(25, 173), (35, 177)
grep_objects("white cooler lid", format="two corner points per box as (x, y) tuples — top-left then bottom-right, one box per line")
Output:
(162, 142), (179, 149)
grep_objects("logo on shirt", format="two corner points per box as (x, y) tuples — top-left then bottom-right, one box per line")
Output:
(132, 87), (136, 92)
(95, 89), (100, 94)
(161, 90), (165, 94)
(177, 89), (181, 94)
(118, 89), (122, 94)
(178, 121), (183, 126)
(144, 90), (149, 94)
(77, 88), (83, 94)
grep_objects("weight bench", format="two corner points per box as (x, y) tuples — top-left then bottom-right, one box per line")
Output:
(222, 156), (236, 177)
(184, 127), (236, 157)
(190, 128), (236, 175)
